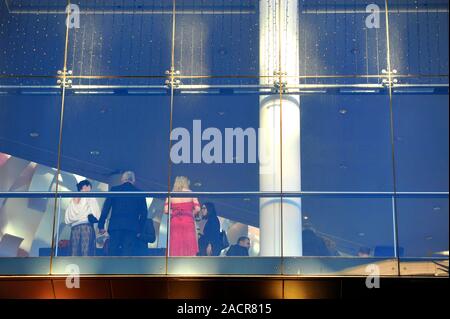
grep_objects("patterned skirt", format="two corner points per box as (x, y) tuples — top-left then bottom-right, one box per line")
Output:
(70, 223), (96, 256)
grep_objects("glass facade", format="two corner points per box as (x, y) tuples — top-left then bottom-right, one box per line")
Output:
(0, 0), (448, 277)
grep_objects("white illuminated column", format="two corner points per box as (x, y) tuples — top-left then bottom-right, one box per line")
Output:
(259, 0), (302, 257)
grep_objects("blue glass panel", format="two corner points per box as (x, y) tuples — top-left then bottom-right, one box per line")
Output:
(67, 0), (173, 76)
(0, 0), (66, 76)
(59, 93), (171, 192)
(297, 0), (388, 83)
(0, 83), (61, 192)
(300, 197), (396, 258)
(298, 93), (394, 192)
(393, 94), (449, 192)
(397, 198), (448, 258)
(0, 196), (55, 274)
(388, 0), (449, 78)
(171, 91), (280, 192)
(174, 0), (260, 77)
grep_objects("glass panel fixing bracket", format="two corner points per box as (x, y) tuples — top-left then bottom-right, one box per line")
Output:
(165, 67), (182, 90)
(381, 68), (398, 88)
(56, 69), (73, 89)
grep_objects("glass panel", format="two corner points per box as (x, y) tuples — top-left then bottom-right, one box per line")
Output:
(397, 197), (449, 277)
(287, 93), (395, 192)
(59, 93), (171, 192)
(52, 195), (165, 275)
(392, 94), (449, 192)
(67, 0), (173, 76)
(166, 195), (282, 275)
(393, 93), (449, 275)
(0, 196), (54, 275)
(170, 90), (280, 192)
(174, 0), (262, 78)
(283, 196), (398, 275)
(397, 197), (448, 259)
(388, 0), (449, 81)
(294, 0), (388, 84)
(0, 81), (61, 192)
(0, 0), (67, 76)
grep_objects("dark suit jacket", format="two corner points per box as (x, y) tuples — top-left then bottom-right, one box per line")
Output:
(226, 245), (249, 257)
(98, 183), (147, 234)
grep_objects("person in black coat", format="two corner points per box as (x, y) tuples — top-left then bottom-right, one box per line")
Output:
(226, 237), (251, 257)
(98, 171), (148, 256)
(197, 202), (222, 256)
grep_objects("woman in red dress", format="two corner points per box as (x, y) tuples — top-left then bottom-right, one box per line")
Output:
(164, 176), (201, 257)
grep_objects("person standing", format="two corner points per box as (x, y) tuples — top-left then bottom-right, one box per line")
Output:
(164, 176), (201, 257)
(197, 202), (222, 256)
(65, 180), (100, 257)
(98, 171), (148, 256)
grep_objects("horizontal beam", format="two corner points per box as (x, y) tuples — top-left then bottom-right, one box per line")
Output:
(0, 191), (448, 199)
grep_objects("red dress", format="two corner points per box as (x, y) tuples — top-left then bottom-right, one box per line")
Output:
(166, 200), (200, 257)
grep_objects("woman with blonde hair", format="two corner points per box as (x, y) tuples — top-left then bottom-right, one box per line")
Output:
(164, 176), (201, 256)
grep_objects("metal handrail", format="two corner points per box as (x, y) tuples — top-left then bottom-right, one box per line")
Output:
(0, 191), (448, 199)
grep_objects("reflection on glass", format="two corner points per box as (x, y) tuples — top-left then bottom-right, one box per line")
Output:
(300, 197), (396, 258)
(0, 197), (54, 258)
(0, 94), (61, 192)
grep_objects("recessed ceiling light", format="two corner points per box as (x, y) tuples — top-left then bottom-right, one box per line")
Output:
(303, 216), (309, 220)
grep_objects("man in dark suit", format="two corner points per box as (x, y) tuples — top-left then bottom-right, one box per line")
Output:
(98, 171), (148, 256)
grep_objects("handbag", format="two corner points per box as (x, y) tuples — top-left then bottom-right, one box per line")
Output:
(140, 219), (156, 243)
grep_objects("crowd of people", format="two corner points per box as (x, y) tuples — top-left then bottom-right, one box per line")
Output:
(64, 172), (252, 257)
